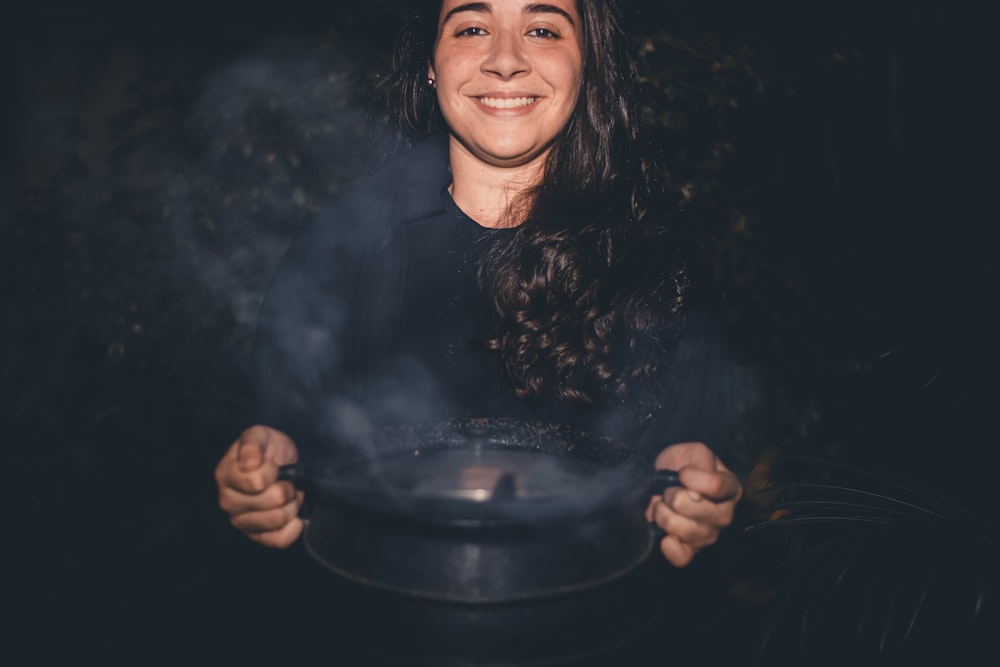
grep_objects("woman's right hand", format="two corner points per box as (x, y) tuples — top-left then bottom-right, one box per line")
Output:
(215, 425), (305, 548)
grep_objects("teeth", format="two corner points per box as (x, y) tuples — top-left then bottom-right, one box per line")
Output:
(479, 97), (537, 109)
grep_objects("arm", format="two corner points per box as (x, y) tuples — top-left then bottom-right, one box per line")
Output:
(645, 441), (742, 567)
(214, 425), (304, 548)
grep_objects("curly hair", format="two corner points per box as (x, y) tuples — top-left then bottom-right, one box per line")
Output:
(378, 0), (692, 404)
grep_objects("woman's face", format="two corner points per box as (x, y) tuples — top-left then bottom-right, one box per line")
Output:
(430, 0), (584, 170)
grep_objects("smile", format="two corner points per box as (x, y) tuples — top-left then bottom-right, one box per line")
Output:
(477, 97), (539, 109)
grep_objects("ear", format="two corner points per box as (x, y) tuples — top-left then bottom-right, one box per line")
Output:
(427, 62), (436, 81)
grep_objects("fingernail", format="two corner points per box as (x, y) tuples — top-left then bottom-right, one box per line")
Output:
(238, 452), (256, 472)
(688, 490), (702, 501)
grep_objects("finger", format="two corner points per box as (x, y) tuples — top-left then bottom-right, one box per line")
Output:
(223, 460), (282, 495)
(654, 441), (714, 471)
(231, 495), (303, 534)
(214, 440), (242, 490)
(248, 517), (304, 550)
(659, 534), (696, 568)
(219, 480), (298, 515)
(237, 437), (266, 473)
(644, 494), (661, 522)
(660, 486), (737, 528)
(677, 466), (742, 503)
(236, 424), (299, 469)
(244, 425), (299, 466)
(652, 500), (718, 549)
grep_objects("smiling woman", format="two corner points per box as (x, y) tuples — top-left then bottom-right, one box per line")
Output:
(430, 0), (584, 186)
(215, 0), (743, 579)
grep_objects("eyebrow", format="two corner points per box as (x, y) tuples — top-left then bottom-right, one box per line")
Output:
(442, 2), (577, 27)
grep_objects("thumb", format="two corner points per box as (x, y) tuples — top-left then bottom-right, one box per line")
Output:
(238, 440), (265, 472)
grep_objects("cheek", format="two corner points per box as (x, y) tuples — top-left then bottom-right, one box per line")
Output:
(432, 66), (462, 98)
(545, 54), (583, 95)
(571, 57), (584, 92)
(557, 66), (584, 113)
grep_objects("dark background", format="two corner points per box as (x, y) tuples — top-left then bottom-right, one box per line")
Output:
(5, 1), (996, 664)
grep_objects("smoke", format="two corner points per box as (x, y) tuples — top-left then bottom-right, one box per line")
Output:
(163, 34), (386, 349)
(158, 29), (468, 455)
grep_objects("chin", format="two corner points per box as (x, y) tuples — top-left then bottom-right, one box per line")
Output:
(475, 144), (549, 168)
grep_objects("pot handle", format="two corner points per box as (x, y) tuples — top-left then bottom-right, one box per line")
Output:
(646, 469), (681, 542)
(646, 468), (681, 497)
(277, 463), (315, 521)
(277, 462), (305, 485)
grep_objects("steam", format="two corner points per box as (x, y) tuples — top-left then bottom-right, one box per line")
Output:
(163, 34), (385, 345)
(314, 359), (460, 452)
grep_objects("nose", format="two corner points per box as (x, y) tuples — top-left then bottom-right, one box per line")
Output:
(481, 32), (530, 80)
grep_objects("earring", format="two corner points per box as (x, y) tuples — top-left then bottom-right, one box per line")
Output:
(427, 77), (436, 88)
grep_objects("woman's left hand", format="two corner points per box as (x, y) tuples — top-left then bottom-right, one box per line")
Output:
(645, 442), (743, 567)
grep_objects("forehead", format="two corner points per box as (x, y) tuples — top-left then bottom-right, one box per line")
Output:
(437, 0), (582, 23)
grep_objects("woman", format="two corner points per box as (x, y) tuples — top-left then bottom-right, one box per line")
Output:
(215, 0), (743, 568)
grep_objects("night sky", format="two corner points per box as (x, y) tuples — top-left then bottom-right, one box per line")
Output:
(6, 1), (995, 664)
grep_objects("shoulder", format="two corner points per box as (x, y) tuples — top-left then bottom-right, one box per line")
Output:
(328, 133), (450, 230)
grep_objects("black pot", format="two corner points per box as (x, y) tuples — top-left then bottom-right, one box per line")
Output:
(296, 552), (674, 666)
(282, 418), (678, 603)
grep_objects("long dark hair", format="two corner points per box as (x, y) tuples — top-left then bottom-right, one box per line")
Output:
(378, 0), (693, 405)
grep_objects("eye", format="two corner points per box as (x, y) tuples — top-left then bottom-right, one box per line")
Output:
(527, 27), (560, 39)
(456, 26), (489, 37)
